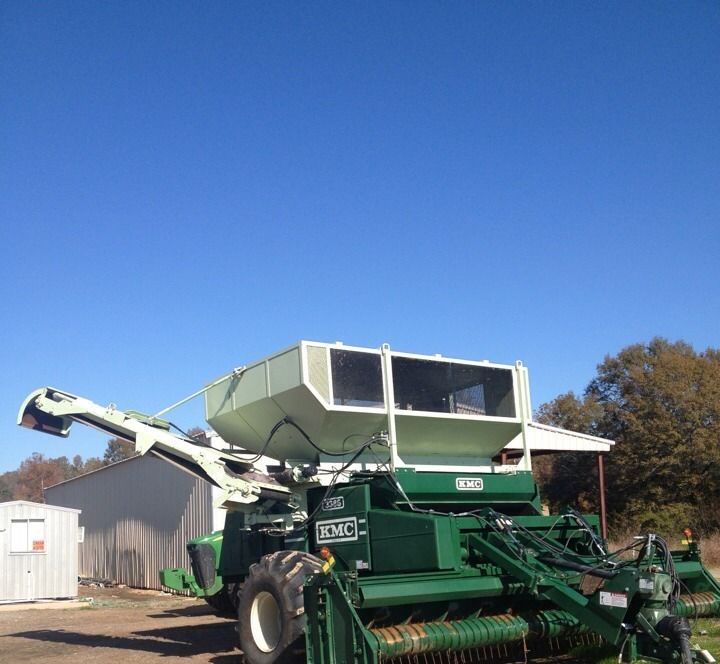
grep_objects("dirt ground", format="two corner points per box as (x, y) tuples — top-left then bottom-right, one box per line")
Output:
(0, 586), (581, 663)
(4, 583), (716, 664)
(0, 586), (239, 662)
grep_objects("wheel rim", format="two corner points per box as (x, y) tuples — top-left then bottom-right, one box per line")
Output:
(250, 591), (282, 653)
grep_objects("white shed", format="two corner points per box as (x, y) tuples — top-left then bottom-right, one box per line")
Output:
(0, 500), (80, 602)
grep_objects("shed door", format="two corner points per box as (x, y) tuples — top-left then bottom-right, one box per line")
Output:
(1, 518), (46, 601)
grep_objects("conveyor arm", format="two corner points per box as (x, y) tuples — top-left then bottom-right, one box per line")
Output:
(17, 387), (292, 511)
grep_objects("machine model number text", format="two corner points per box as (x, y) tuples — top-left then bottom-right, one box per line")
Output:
(321, 496), (345, 511)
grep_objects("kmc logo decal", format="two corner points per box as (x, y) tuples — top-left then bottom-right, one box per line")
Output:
(315, 517), (358, 544)
(456, 477), (484, 491)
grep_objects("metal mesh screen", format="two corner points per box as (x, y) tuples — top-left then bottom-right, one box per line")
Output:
(307, 345), (330, 403)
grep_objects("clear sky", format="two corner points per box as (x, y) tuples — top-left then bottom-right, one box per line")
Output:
(1, 2), (718, 472)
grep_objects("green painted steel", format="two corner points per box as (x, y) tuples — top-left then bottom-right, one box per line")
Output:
(153, 468), (720, 664)
(159, 529), (225, 597)
(369, 609), (586, 656)
(356, 572), (525, 608)
(368, 510), (459, 573)
(676, 593), (720, 618)
(393, 468), (541, 510)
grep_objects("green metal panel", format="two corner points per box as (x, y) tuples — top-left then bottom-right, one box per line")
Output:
(268, 347), (301, 396)
(232, 363), (268, 406)
(368, 510), (460, 573)
(395, 416), (522, 461)
(393, 469), (541, 511)
(215, 512), (285, 579)
(204, 377), (236, 420)
(310, 483), (373, 572)
(356, 571), (525, 608)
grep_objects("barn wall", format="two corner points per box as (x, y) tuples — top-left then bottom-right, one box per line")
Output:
(45, 455), (213, 590)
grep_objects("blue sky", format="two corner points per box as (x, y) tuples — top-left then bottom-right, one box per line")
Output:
(1, 2), (718, 472)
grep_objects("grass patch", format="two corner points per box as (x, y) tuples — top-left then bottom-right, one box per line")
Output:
(561, 618), (720, 662)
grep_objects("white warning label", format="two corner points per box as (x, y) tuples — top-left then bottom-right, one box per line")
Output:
(599, 591), (628, 608)
(639, 578), (655, 592)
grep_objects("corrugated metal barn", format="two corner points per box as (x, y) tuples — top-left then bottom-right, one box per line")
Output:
(45, 454), (225, 590)
(0, 500), (80, 602)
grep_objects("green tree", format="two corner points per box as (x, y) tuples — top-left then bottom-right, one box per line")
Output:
(536, 338), (720, 536)
(0, 470), (18, 501)
(534, 392), (603, 513)
(103, 437), (137, 464)
(14, 453), (76, 503)
(70, 453), (105, 475)
(81, 456), (106, 473)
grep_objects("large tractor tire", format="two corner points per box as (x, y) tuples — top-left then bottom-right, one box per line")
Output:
(204, 582), (240, 616)
(238, 550), (323, 664)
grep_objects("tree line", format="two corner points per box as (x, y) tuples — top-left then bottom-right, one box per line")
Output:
(2, 427), (207, 503)
(534, 337), (720, 537)
(0, 427), (205, 503)
(0, 437), (138, 503)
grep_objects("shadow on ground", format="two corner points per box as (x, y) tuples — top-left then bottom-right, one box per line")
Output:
(11, 618), (238, 659)
(147, 604), (220, 619)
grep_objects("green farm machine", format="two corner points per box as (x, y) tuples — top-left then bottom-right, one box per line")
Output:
(18, 341), (720, 663)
